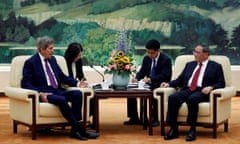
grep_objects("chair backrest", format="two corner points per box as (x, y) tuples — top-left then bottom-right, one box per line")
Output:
(173, 55), (232, 87)
(10, 55), (68, 88)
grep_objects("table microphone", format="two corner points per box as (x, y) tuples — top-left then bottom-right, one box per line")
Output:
(89, 65), (105, 82)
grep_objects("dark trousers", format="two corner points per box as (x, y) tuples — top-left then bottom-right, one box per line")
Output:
(127, 97), (158, 121)
(47, 90), (82, 126)
(166, 88), (209, 127)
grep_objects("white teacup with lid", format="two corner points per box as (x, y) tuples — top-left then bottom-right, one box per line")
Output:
(138, 80), (145, 89)
(101, 82), (109, 90)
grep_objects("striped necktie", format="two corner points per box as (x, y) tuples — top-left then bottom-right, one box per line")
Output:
(44, 59), (58, 89)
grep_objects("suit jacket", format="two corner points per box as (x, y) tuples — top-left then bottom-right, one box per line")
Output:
(169, 60), (225, 90)
(21, 53), (78, 93)
(136, 53), (172, 89)
(66, 59), (85, 80)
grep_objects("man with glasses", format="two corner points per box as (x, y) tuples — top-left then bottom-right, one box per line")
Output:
(124, 39), (172, 127)
(160, 44), (225, 141)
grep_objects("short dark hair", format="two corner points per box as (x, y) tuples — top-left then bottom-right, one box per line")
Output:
(145, 39), (160, 51)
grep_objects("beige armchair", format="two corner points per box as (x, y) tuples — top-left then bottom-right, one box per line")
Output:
(4, 55), (94, 140)
(153, 55), (236, 138)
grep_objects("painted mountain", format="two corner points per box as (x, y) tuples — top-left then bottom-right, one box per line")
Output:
(0, 0), (240, 65)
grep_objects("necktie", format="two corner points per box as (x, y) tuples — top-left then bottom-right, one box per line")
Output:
(150, 59), (156, 77)
(190, 63), (202, 91)
(44, 59), (58, 89)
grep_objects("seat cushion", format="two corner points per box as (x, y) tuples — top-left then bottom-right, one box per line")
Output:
(39, 103), (63, 117)
(178, 102), (210, 116)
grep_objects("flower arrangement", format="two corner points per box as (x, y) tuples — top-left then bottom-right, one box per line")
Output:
(104, 30), (136, 77)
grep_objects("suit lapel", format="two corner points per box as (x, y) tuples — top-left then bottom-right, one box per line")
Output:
(48, 57), (59, 82)
(34, 54), (48, 84)
(201, 61), (211, 85)
(35, 54), (45, 75)
(187, 62), (198, 80)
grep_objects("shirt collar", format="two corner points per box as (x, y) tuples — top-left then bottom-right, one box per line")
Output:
(38, 52), (46, 62)
(153, 52), (160, 62)
(199, 59), (208, 65)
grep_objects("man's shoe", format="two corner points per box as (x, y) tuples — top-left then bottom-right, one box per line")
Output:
(83, 131), (100, 139)
(186, 129), (196, 141)
(69, 131), (88, 140)
(152, 120), (160, 127)
(123, 118), (142, 125)
(164, 128), (178, 140)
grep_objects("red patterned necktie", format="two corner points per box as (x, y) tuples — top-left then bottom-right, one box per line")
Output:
(44, 59), (58, 89)
(189, 63), (202, 91)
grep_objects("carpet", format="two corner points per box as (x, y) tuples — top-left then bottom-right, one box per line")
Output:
(1, 96), (240, 144)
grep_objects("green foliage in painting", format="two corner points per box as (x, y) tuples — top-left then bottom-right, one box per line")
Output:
(1, 0), (240, 65)
(83, 28), (116, 65)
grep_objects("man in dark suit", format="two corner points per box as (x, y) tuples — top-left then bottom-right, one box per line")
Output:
(160, 44), (225, 141)
(124, 39), (172, 126)
(21, 36), (99, 141)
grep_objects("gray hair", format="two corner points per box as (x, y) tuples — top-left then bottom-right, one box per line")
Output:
(37, 36), (54, 50)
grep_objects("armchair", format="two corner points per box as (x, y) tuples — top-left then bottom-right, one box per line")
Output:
(4, 55), (94, 140)
(154, 55), (236, 138)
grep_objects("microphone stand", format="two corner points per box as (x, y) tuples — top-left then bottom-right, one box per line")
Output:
(90, 65), (105, 82)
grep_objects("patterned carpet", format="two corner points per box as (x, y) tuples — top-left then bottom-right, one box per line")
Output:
(1, 96), (240, 144)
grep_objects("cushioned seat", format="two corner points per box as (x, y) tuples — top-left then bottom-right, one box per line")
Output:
(4, 55), (94, 139)
(153, 55), (236, 138)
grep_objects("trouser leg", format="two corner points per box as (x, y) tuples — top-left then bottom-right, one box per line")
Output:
(166, 89), (189, 127)
(152, 98), (158, 121)
(186, 91), (209, 127)
(62, 90), (83, 121)
(127, 98), (138, 119)
(47, 94), (78, 126)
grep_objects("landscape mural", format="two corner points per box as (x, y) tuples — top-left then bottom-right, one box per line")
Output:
(0, 0), (240, 65)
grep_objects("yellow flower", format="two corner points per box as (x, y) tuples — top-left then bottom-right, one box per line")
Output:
(117, 51), (124, 57)
(121, 56), (130, 64)
(105, 50), (136, 76)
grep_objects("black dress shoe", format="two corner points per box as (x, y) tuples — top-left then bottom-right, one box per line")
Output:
(69, 131), (88, 140)
(83, 131), (100, 139)
(124, 118), (142, 125)
(164, 128), (178, 140)
(186, 129), (196, 141)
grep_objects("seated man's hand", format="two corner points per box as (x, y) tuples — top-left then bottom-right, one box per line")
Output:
(201, 86), (213, 95)
(142, 76), (151, 84)
(160, 82), (169, 88)
(39, 92), (52, 102)
(79, 80), (88, 88)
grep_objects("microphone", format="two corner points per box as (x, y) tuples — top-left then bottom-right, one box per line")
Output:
(90, 65), (105, 82)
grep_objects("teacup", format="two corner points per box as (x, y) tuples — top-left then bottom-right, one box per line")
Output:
(101, 82), (109, 90)
(138, 81), (145, 89)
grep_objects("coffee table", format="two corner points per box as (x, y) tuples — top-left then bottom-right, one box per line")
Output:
(94, 88), (153, 135)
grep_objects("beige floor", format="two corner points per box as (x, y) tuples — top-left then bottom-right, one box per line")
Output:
(1, 96), (240, 144)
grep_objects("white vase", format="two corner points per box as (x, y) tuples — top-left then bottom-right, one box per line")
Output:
(112, 73), (130, 89)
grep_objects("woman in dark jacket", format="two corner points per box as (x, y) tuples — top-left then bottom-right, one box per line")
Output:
(64, 42), (86, 81)
(64, 42), (94, 128)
